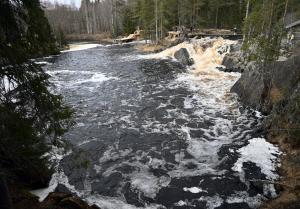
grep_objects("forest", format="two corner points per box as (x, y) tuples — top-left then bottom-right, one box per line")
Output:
(44, 0), (300, 37)
(1, 0), (300, 209)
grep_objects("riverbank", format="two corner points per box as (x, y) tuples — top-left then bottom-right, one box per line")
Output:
(65, 34), (114, 45)
(29, 39), (283, 209)
(6, 38), (298, 209)
(222, 46), (300, 209)
(135, 38), (183, 53)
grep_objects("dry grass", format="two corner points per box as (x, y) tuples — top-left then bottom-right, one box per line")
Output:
(261, 134), (300, 209)
(270, 85), (284, 103)
(65, 33), (113, 44)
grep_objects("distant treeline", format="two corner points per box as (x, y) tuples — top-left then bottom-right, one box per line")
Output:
(44, 0), (300, 61)
(43, 0), (250, 39)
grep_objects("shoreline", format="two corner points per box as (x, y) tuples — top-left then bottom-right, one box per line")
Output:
(222, 45), (300, 209)
(10, 38), (298, 209)
(261, 134), (300, 209)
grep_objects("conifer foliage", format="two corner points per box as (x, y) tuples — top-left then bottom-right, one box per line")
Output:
(0, 0), (72, 188)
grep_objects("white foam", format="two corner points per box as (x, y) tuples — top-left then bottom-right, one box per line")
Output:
(74, 73), (112, 85)
(183, 187), (207, 193)
(34, 61), (51, 65)
(35, 37), (281, 208)
(85, 194), (162, 209)
(31, 146), (73, 201)
(47, 70), (116, 90)
(232, 138), (281, 180)
(199, 195), (224, 209)
(174, 200), (187, 206)
(131, 171), (171, 199)
(225, 191), (264, 208)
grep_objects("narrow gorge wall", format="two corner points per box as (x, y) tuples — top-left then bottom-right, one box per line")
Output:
(231, 53), (300, 209)
(231, 55), (300, 144)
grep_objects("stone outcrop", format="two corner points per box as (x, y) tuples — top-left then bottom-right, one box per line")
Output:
(231, 53), (300, 147)
(139, 59), (186, 80)
(231, 51), (300, 209)
(220, 43), (245, 73)
(231, 55), (300, 114)
(174, 48), (194, 66)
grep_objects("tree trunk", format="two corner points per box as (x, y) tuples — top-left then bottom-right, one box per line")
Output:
(155, 0), (158, 44)
(215, 7), (219, 29)
(283, 0), (289, 23)
(111, 0), (115, 37)
(0, 175), (13, 209)
(160, 13), (163, 39)
(268, 0), (274, 39)
(92, 3), (97, 34)
(178, 0), (181, 28)
(84, 0), (90, 34)
(245, 0), (250, 19)
(243, 0), (251, 41)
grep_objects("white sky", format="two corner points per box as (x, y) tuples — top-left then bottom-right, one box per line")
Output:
(42, 0), (81, 8)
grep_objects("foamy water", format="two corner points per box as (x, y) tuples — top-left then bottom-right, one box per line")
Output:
(32, 40), (281, 209)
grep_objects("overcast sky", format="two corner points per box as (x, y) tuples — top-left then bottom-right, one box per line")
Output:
(43, 0), (81, 8)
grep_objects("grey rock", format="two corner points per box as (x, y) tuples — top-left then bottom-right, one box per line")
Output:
(217, 45), (231, 55)
(231, 55), (300, 114)
(174, 48), (194, 66)
(230, 43), (242, 53)
(91, 172), (123, 196)
(55, 184), (75, 196)
(221, 55), (243, 73)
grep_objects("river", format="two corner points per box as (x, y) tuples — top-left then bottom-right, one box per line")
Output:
(33, 39), (281, 209)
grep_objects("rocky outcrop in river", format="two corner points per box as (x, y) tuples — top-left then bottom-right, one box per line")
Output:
(220, 43), (245, 73)
(174, 48), (194, 66)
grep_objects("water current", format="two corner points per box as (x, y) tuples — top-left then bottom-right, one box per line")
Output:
(33, 39), (281, 209)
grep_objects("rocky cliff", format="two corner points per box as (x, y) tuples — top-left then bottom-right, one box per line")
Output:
(230, 50), (300, 208)
(231, 54), (300, 142)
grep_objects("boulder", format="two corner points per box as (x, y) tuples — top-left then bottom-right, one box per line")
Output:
(174, 48), (194, 66)
(41, 192), (101, 209)
(55, 184), (75, 196)
(230, 43), (242, 53)
(231, 55), (300, 114)
(231, 62), (267, 111)
(139, 59), (186, 80)
(217, 45), (230, 55)
(58, 197), (91, 209)
(221, 54), (244, 73)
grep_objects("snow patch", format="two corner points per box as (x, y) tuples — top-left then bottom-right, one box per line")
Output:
(61, 44), (101, 52)
(232, 138), (281, 180)
(183, 187), (207, 193)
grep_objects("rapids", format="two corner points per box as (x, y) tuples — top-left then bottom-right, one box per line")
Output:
(32, 39), (280, 209)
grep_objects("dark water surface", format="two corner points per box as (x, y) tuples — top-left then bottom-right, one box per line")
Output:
(39, 43), (279, 209)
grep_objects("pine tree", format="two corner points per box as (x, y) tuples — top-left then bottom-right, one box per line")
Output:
(242, 0), (290, 62)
